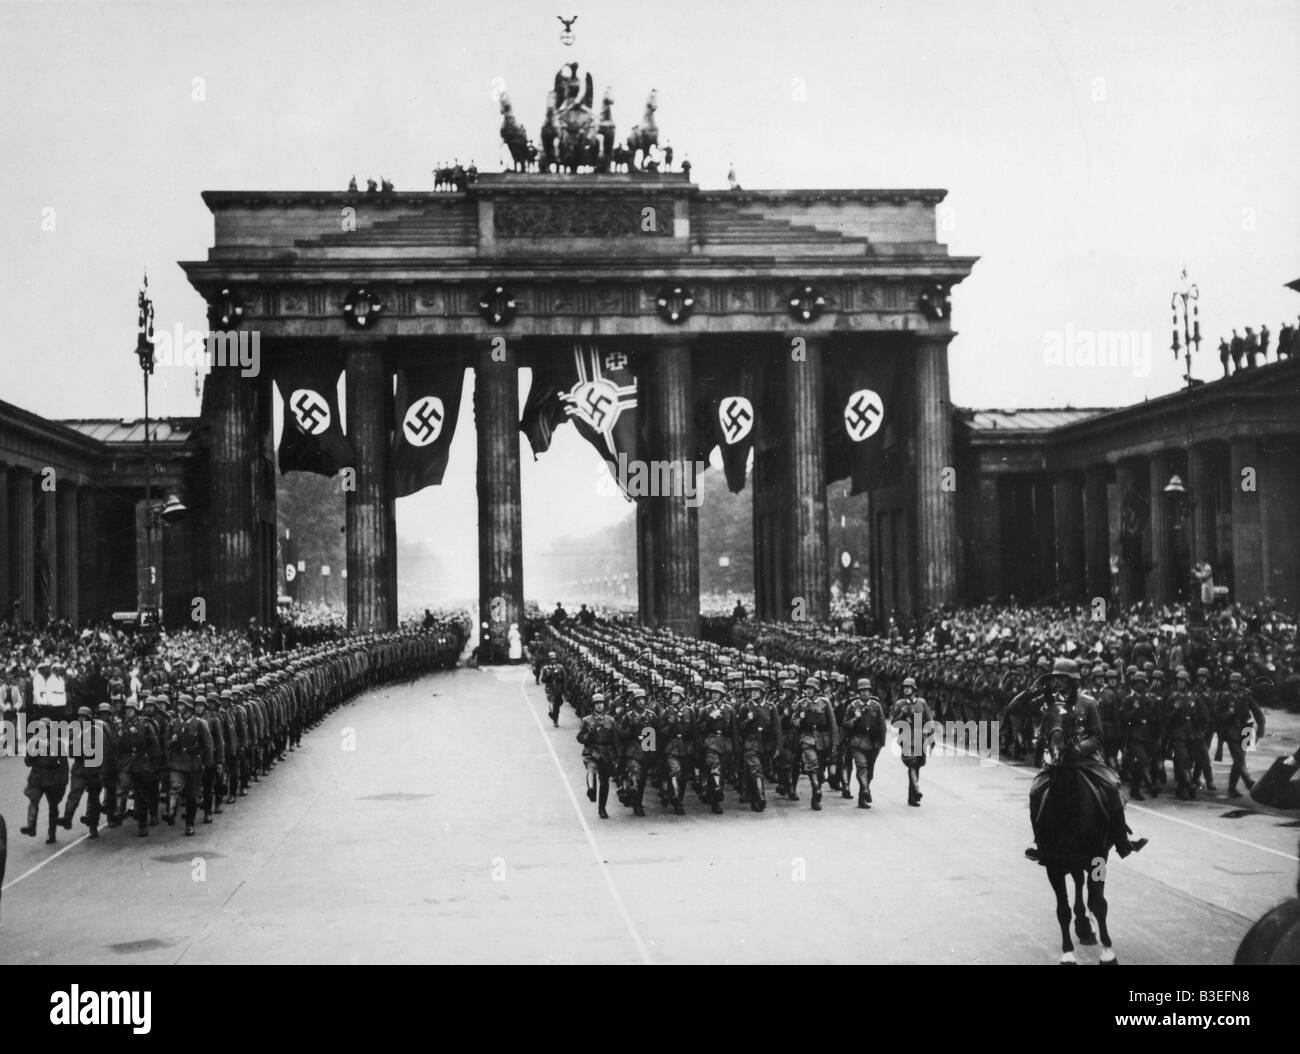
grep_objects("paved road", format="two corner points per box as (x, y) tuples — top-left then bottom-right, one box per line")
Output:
(2, 666), (1297, 964)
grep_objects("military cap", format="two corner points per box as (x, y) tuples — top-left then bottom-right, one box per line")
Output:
(1104, 667), (1119, 678)
(804, 676), (821, 689)
(76, 705), (92, 718)
(1036, 657), (1051, 670)
(743, 679), (764, 691)
(1195, 668), (1210, 678)
(901, 677), (917, 689)
(1174, 668), (1190, 682)
(96, 702), (112, 714)
(856, 677), (872, 691)
(1152, 668), (1166, 679)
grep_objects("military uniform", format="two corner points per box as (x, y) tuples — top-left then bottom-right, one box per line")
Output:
(735, 680), (778, 811)
(577, 695), (618, 818)
(890, 680), (932, 806)
(116, 704), (160, 836)
(793, 679), (838, 810)
(658, 688), (697, 815)
(696, 686), (738, 814)
(841, 680), (887, 808)
(616, 690), (656, 816)
(166, 699), (215, 835)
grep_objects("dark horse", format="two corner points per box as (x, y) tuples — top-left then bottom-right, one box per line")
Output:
(1032, 709), (1118, 964)
(1235, 836), (1300, 965)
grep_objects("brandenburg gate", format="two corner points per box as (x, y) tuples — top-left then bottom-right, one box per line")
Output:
(180, 75), (976, 636)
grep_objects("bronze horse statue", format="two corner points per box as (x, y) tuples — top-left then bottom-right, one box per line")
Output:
(625, 89), (658, 170)
(1032, 705), (1119, 964)
(498, 92), (530, 172)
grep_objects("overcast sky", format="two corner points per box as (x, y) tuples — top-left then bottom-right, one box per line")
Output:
(2, 0), (1297, 601)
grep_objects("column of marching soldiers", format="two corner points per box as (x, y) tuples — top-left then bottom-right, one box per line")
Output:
(535, 622), (1275, 819)
(16, 628), (465, 844)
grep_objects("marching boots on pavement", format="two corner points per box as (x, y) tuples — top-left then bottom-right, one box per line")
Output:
(697, 682), (737, 815)
(842, 679), (887, 811)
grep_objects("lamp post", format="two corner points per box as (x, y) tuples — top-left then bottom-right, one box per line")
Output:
(133, 271), (159, 620)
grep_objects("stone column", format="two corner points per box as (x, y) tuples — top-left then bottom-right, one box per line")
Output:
(207, 360), (263, 627)
(77, 486), (104, 624)
(8, 469), (35, 623)
(974, 474), (1003, 602)
(1147, 453), (1175, 605)
(1115, 460), (1140, 608)
(57, 483), (78, 623)
(1229, 437), (1264, 604)
(475, 346), (524, 659)
(0, 468), (9, 621)
(751, 445), (785, 621)
(641, 338), (700, 635)
(1083, 464), (1111, 604)
(39, 483), (57, 622)
(1053, 471), (1085, 603)
(782, 338), (829, 620)
(1187, 442), (1218, 568)
(345, 341), (397, 632)
(912, 334), (959, 610)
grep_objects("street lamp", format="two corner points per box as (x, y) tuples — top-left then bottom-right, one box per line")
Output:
(133, 270), (160, 619)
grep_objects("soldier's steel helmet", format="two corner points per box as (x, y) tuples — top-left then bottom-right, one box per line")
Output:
(1050, 658), (1080, 681)
(856, 677), (872, 691)
(902, 677), (917, 689)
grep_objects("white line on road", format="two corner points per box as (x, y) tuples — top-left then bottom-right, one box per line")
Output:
(514, 671), (653, 965)
(2, 830), (89, 891)
(1128, 803), (1300, 863)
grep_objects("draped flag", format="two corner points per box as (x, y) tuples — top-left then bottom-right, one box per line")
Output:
(692, 348), (758, 493)
(393, 361), (466, 497)
(274, 355), (353, 476)
(825, 343), (901, 494)
(1119, 480), (1147, 568)
(521, 342), (640, 494)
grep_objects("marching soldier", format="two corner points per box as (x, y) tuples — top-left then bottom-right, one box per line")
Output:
(540, 651), (566, 726)
(166, 695), (215, 836)
(697, 681), (739, 814)
(1217, 671), (1265, 797)
(774, 678), (802, 800)
(1189, 668), (1218, 792)
(735, 678), (779, 812)
(842, 677), (888, 808)
(117, 699), (160, 837)
(60, 705), (114, 839)
(201, 694), (226, 823)
(577, 692), (618, 819)
(1165, 668), (1197, 800)
(659, 686), (696, 815)
(890, 677), (932, 807)
(1121, 671), (1157, 800)
(616, 687), (656, 816)
(20, 714), (69, 844)
(793, 676), (838, 810)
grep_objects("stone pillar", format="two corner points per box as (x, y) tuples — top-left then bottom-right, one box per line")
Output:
(57, 483), (78, 623)
(207, 360), (263, 627)
(640, 338), (700, 635)
(1083, 464), (1111, 604)
(1053, 471), (1085, 602)
(974, 474), (1003, 602)
(8, 469), (35, 623)
(39, 483), (57, 622)
(912, 334), (959, 610)
(77, 486), (105, 624)
(345, 342), (397, 632)
(782, 338), (828, 620)
(1187, 443), (1218, 567)
(475, 346), (524, 659)
(1147, 453), (1175, 605)
(1115, 459), (1142, 608)
(1229, 437), (1264, 604)
(751, 445), (785, 620)
(0, 468), (9, 621)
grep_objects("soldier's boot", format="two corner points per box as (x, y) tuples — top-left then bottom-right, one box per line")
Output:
(46, 814), (58, 844)
(87, 824), (99, 839)
(164, 790), (177, 825)
(827, 764), (842, 791)
(586, 772), (597, 803)
(598, 777), (610, 819)
(59, 802), (76, 830)
(752, 776), (766, 812)
(787, 770), (800, 801)
(859, 784), (871, 809)
(633, 787), (646, 818)
(710, 775), (724, 814)
(809, 772), (823, 810)
(20, 799), (39, 836)
(672, 776), (685, 815)
(841, 766), (853, 799)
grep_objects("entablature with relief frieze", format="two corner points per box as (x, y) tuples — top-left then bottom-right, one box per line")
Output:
(217, 275), (964, 330)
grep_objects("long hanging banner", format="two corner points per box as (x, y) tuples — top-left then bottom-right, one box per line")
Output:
(392, 361), (466, 497)
(274, 355), (353, 476)
(825, 343), (900, 494)
(520, 342), (640, 495)
(693, 348), (757, 493)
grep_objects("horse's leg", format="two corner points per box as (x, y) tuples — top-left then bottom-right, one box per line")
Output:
(1072, 870), (1097, 945)
(1087, 873), (1117, 965)
(1047, 866), (1077, 963)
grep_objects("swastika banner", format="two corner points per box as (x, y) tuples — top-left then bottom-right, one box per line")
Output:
(274, 354), (354, 476)
(393, 361), (466, 497)
(521, 342), (641, 496)
(692, 347), (758, 493)
(825, 342), (901, 494)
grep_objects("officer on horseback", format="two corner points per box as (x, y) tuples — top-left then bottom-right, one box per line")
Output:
(1025, 658), (1149, 863)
